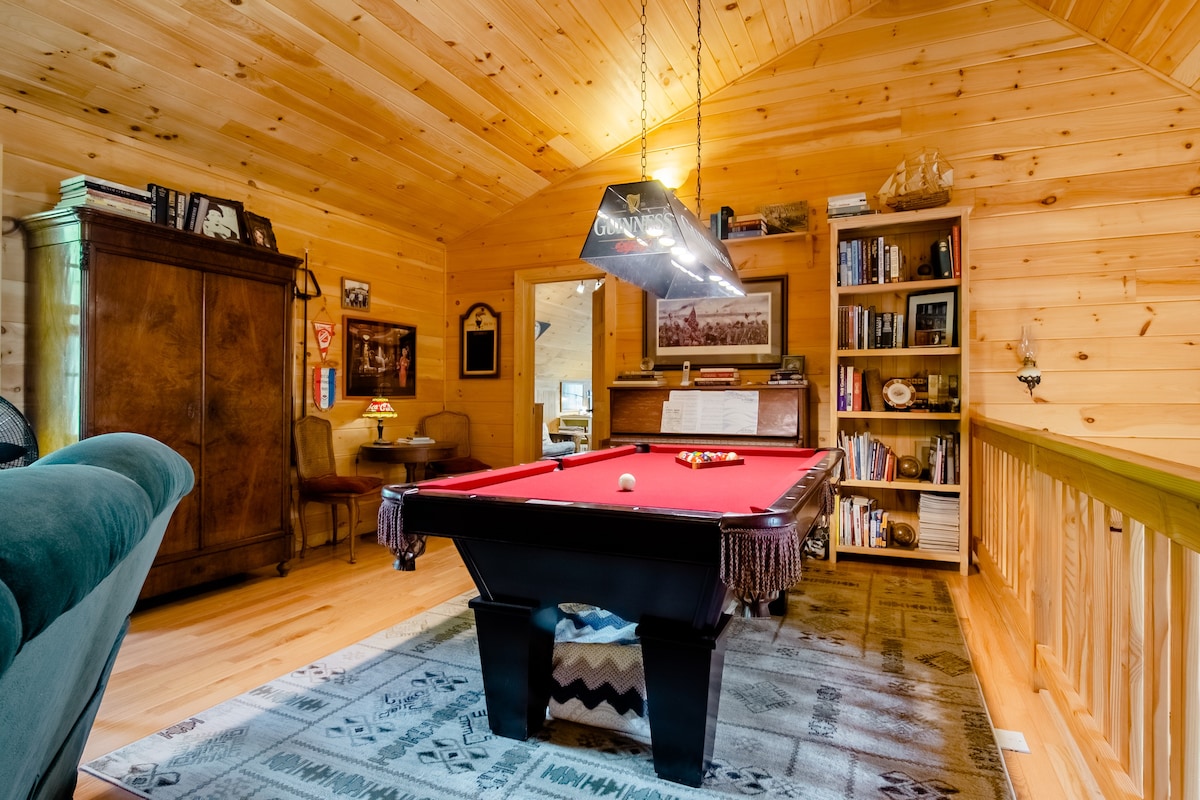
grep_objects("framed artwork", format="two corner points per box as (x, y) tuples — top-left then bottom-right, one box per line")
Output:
(906, 289), (956, 347)
(191, 195), (244, 243)
(243, 211), (277, 250)
(643, 276), (787, 368)
(344, 317), (417, 397)
(341, 278), (371, 312)
(460, 302), (500, 378)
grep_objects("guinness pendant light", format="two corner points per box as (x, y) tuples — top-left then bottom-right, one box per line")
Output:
(579, 0), (744, 300)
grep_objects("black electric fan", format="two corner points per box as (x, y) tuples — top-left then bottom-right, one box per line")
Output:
(0, 396), (38, 468)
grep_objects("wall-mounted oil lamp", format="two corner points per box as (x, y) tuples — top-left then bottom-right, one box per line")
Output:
(1016, 325), (1042, 397)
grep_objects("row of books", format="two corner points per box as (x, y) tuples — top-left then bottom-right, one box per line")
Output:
(692, 367), (740, 386)
(836, 495), (892, 548)
(837, 305), (906, 350)
(837, 236), (903, 285)
(926, 432), (960, 485)
(836, 226), (962, 287)
(837, 430), (896, 482)
(836, 365), (884, 412)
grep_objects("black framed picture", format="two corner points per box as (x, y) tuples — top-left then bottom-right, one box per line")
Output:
(461, 302), (500, 378)
(344, 317), (416, 398)
(341, 278), (371, 312)
(190, 195), (244, 243)
(243, 211), (277, 250)
(643, 276), (787, 368)
(906, 288), (956, 347)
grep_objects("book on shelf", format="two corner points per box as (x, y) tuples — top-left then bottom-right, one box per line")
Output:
(950, 224), (961, 278)
(931, 238), (952, 279)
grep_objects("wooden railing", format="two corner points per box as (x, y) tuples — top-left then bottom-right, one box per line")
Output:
(970, 419), (1200, 800)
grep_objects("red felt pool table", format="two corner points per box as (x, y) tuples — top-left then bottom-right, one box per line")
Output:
(385, 443), (841, 787)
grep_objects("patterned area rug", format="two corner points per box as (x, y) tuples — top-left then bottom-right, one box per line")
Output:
(83, 564), (1015, 799)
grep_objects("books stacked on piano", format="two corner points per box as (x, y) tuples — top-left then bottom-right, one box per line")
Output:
(57, 175), (152, 222)
(693, 368), (740, 386)
(614, 370), (666, 386)
(917, 492), (960, 552)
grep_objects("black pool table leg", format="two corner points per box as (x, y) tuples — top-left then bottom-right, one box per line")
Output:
(637, 614), (733, 787)
(468, 597), (557, 740)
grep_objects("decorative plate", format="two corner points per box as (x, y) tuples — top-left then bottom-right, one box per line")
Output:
(883, 378), (915, 410)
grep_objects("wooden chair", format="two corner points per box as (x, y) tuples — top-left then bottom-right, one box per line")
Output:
(292, 415), (382, 563)
(418, 410), (491, 476)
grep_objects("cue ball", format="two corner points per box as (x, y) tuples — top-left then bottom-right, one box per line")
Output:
(618, 472), (636, 491)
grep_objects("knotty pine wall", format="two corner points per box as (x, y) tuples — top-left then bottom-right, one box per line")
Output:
(447, 0), (1200, 469)
(0, 104), (448, 542)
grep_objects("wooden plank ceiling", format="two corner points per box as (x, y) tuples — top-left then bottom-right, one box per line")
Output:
(0, 0), (1195, 245)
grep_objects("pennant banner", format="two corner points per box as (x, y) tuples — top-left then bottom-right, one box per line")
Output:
(313, 367), (336, 410)
(312, 320), (335, 362)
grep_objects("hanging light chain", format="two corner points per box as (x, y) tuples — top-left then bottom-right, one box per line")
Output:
(695, 0), (703, 216)
(640, 0), (649, 182)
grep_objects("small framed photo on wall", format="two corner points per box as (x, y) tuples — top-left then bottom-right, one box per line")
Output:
(341, 278), (371, 312)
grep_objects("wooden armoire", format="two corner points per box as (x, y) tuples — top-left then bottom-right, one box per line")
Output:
(22, 207), (300, 598)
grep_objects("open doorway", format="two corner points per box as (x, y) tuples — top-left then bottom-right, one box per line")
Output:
(535, 280), (596, 454)
(513, 266), (610, 464)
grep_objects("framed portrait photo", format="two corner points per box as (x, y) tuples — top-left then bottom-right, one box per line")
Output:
(643, 276), (787, 369)
(344, 317), (417, 398)
(906, 288), (957, 347)
(190, 195), (245, 243)
(341, 278), (371, 312)
(243, 211), (277, 250)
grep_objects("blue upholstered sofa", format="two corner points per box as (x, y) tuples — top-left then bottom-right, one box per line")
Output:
(0, 432), (194, 800)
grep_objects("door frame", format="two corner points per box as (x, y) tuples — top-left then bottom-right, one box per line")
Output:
(513, 264), (612, 465)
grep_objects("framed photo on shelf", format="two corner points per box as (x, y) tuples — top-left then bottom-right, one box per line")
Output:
(341, 278), (371, 312)
(460, 302), (500, 378)
(242, 212), (277, 250)
(344, 317), (417, 398)
(643, 276), (786, 369)
(906, 288), (956, 347)
(190, 195), (244, 243)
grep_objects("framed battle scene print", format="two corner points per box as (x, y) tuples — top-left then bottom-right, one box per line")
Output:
(344, 317), (417, 398)
(460, 302), (500, 378)
(341, 278), (371, 312)
(643, 276), (787, 368)
(906, 289), (956, 347)
(191, 195), (244, 243)
(243, 212), (277, 250)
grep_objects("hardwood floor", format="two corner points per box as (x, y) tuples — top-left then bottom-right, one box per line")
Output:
(75, 536), (1091, 799)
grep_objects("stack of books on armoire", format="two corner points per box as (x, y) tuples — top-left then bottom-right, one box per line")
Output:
(57, 175), (152, 221)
